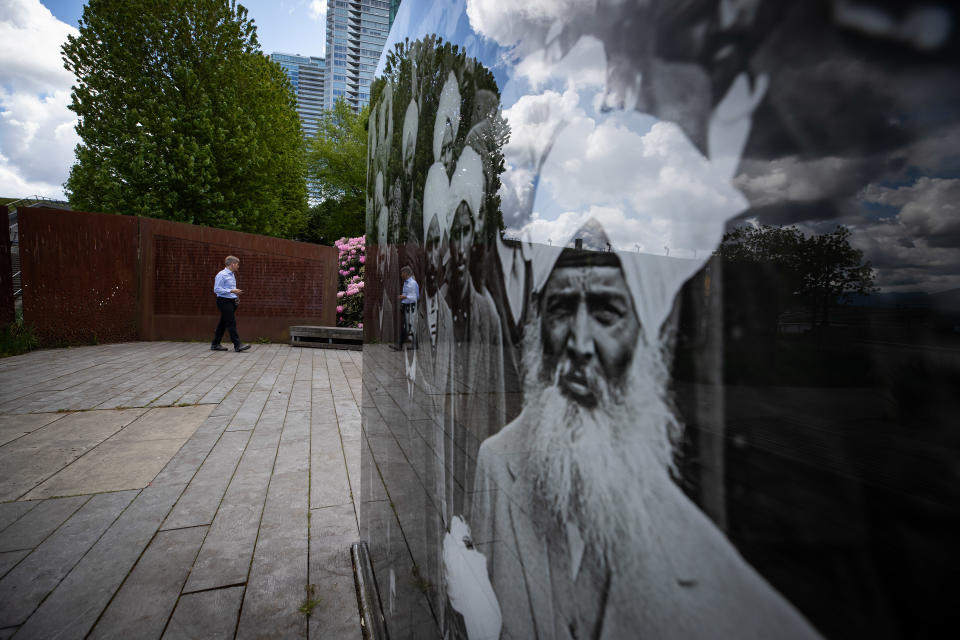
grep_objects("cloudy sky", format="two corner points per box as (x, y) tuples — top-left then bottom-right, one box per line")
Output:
(0, 0), (328, 200)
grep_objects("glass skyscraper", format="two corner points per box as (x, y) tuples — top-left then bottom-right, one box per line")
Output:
(324, 0), (400, 112)
(269, 53), (327, 137)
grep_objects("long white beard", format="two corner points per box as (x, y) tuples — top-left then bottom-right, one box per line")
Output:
(520, 318), (681, 561)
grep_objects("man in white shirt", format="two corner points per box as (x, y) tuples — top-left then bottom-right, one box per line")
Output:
(211, 255), (250, 352)
(395, 265), (419, 351)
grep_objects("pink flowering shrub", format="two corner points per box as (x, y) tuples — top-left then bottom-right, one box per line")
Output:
(335, 236), (364, 327)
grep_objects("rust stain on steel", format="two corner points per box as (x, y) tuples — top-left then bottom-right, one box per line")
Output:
(18, 207), (338, 346)
(0, 206), (14, 326)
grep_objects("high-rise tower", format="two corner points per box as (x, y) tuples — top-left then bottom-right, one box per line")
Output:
(324, 0), (399, 112)
(269, 53), (327, 138)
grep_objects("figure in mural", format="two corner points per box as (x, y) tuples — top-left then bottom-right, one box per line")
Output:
(467, 222), (820, 639)
(396, 265), (420, 350)
(211, 255), (250, 352)
(446, 144), (506, 516)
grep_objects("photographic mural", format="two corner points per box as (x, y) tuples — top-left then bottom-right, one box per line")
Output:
(362, 1), (960, 638)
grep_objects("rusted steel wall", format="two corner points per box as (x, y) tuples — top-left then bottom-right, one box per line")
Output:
(0, 206), (14, 326)
(139, 217), (337, 342)
(19, 207), (139, 345)
(19, 207), (338, 345)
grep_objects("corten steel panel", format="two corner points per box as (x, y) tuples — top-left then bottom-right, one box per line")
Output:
(138, 217), (337, 342)
(19, 207), (139, 346)
(0, 206), (13, 326)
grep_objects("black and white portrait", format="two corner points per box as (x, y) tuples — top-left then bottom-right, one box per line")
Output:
(362, 1), (960, 638)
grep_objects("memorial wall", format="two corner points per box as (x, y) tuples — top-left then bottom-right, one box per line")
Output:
(360, 1), (960, 638)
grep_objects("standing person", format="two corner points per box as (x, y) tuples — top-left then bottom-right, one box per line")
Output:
(211, 256), (250, 352)
(395, 265), (419, 351)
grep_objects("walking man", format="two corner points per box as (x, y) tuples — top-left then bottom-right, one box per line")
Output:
(396, 265), (419, 350)
(211, 256), (250, 352)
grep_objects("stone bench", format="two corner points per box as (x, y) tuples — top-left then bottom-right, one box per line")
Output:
(289, 326), (363, 350)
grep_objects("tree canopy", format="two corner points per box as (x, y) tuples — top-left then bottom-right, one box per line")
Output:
(62, 0), (307, 237)
(301, 99), (369, 245)
(717, 224), (878, 325)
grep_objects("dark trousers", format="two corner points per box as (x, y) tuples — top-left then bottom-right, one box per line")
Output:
(213, 297), (241, 347)
(397, 302), (417, 349)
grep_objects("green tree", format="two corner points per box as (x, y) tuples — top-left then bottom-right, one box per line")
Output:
(62, 0), (307, 237)
(301, 99), (370, 245)
(717, 224), (878, 326)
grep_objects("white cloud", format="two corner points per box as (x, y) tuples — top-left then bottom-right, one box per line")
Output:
(505, 98), (747, 255)
(0, 0), (79, 199)
(843, 177), (960, 292)
(466, 0), (596, 51)
(860, 177), (960, 247)
(308, 0), (327, 22)
(0, 0), (76, 93)
(512, 34), (606, 92)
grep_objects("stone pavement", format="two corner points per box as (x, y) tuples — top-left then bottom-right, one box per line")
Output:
(0, 342), (363, 640)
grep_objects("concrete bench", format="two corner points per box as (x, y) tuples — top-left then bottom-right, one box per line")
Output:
(289, 326), (363, 350)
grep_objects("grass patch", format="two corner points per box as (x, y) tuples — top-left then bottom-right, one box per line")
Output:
(298, 584), (321, 616)
(254, 336), (272, 344)
(0, 311), (39, 358)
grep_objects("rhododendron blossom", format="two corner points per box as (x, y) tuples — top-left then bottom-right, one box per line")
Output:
(334, 236), (365, 328)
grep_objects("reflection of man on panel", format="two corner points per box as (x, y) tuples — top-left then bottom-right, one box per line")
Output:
(468, 228), (821, 639)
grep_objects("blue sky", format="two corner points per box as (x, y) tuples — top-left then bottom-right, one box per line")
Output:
(38, 0), (328, 57)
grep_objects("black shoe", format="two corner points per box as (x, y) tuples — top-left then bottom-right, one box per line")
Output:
(211, 344), (228, 351)
(234, 344), (251, 352)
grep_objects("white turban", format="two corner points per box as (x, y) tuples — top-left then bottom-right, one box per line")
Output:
(530, 218), (702, 346)
(447, 146), (484, 231)
(402, 98), (419, 164)
(433, 71), (461, 161)
(422, 163), (448, 243)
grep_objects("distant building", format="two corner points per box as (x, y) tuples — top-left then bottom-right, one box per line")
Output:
(324, 0), (401, 112)
(269, 53), (327, 137)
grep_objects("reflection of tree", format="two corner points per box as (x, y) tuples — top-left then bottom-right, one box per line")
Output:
(717, 224), (877, 326)
(303, 98), (370, 244)
(369, 36), (509, 246)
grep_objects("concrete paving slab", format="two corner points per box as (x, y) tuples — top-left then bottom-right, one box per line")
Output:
(235, 410), (310, 640)
(183, 444), (276, 593)
(0, 412), (65, 447)
(151, 416), (232, 487)
(162, 430), (250, 530)
(209, 382), (253, 419)
(309, 504), (362, 640)
(235, 469), (310, 640)
(0, 490), (137, 627)
(0, 550), (28, 580)
(15, 483), (185, 640)
(89, 525), (208, 640)
(109, 405), (214, 443)
(0, 495), (88, 552)
(163, 586), (244, 640)
(20, 405), (214, 498)
(0, 408), (147, 501)
(0, 501), (38, 533)
(229, 390), (270, 431)
(311, 444), (353, 509)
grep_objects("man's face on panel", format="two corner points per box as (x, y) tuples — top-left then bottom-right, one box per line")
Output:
(539, 262), (640, 408)
(449, 201), (474, 296)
